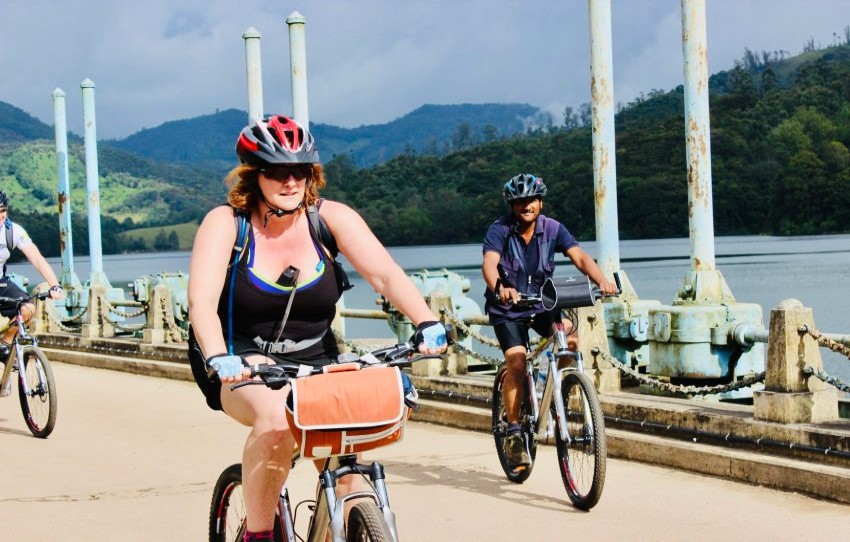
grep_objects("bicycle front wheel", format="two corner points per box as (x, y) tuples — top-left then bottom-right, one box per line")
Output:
(554, 371), (607, 510)
(346, 501), (393, 542)
(17, 346), (57, 438)
(491, 366), (537, 483)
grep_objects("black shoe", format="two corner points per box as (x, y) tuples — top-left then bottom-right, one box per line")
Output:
(0, 342), (9, 362)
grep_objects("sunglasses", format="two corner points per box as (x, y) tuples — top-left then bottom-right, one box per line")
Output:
(259, 164), (311, 181)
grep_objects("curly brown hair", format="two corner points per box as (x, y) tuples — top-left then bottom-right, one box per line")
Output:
(225, 163), (326, 213)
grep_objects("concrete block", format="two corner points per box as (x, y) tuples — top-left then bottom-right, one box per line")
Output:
(753, 388), (839, 424)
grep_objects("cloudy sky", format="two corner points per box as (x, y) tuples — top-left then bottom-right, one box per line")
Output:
(2, 1), (848, 139)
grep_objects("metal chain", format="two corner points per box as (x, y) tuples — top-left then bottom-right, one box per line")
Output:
(802, 366), (850, 394)
(44, 302), (84, 332)
(341, 339), (370, 355)
(102, 297), (148, 319)
(446, 313), (500, 347)
(805, 327), (850, 359)
(596, 349), (766, 396)
(159, 296), (188, 342)
(58, 305), (88, 324)
(454, 340), (504, 367)
(95, 295), (148, 332)
(444, 310), (541, 348)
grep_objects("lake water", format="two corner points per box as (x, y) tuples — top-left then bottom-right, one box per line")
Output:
(9, 234), (850, 382)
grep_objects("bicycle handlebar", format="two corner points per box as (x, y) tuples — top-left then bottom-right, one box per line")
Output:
(0, 291), (52, 311)
(233, 342), (444, 391)
(516, 271), (622, 309)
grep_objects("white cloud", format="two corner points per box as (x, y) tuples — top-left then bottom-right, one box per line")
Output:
(1, 0), (847, 138)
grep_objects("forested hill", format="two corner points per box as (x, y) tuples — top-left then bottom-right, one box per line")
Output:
(106, 103), (544, 170)
(1, 42), (849, 257)
(321, 44), (850, 245)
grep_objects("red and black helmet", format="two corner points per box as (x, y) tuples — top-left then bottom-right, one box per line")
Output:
(235, 115), (319, 165)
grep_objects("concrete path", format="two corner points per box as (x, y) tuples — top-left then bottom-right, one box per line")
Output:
(0, 363), (846, 541)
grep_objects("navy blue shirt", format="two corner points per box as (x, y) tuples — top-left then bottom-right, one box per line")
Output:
(483, 213), (578, 322)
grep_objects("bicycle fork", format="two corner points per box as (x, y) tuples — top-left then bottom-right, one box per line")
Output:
(307, 460), (399, 542)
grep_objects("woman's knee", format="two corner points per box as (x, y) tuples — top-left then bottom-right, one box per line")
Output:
(504, 349), (527, 373)
(21, 303), (35, 321)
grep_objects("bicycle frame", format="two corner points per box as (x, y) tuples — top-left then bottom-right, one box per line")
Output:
(0, 309), (37, 397)
(525, 323), (590, 446)
(274, 454), (399, 542)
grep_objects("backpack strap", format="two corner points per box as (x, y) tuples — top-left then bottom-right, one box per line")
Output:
(4, 218), (14, 251)
(227, 208), (250, 354)
(231, 210), (250, 268)
(3, 218), (14, 277)
(306, 198), (339, 260)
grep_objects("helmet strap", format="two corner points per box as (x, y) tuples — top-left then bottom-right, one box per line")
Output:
(256, 179), (310, 226)
(262, 198), (305, 227)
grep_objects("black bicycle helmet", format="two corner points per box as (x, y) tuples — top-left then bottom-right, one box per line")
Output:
(503, 173), (547, 202)
(0, 191), (8, 208)
(236, 115), (319, 165)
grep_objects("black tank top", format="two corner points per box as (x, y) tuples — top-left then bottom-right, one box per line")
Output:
(216, 231), (342, 362)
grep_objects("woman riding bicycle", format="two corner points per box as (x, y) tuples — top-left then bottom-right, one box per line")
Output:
(187, 115), (447, 542)
(0, 191), (63, 360)
(481, 173), (616, 467)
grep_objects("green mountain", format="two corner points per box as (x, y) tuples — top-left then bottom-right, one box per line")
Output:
(0, 101), (55, 143)
(106, 103), (544, 170)
(2, 41), (849, 256)
(321, 44), (850, 244)
(0, 104), (226, 256)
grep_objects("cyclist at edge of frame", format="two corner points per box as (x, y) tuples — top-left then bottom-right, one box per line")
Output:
(187, 114), (448, 542)
(481, 173), (617, 468)
(0, 190), (64, 361)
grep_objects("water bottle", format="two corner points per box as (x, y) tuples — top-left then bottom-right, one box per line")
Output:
(535, 351), (552, 398)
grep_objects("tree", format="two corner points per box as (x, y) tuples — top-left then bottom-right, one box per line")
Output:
(451, 123), (475, 150)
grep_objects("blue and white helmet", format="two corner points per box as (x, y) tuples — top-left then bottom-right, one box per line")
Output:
(503, 173), (547, 202)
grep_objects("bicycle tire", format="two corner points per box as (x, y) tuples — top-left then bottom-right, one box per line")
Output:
(209, 464), (246, 542)
(346, 501), (393, 542)
(491, 365), (537, 483)
(17, 346), (57, 438)
(209, 464), (285, 542)
(554, 371), (607, 510)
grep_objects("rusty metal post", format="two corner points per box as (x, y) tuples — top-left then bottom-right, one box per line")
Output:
(242, 27), (264, 123)
(80, 79), (109, 287)
(645, 0), (765, 382)
(51, 88), (81, 291)
(286, 11), (310, 127)
(587, 0), (662, 384)
(681, 0), (715, 274)
(587, 0), (620, 277)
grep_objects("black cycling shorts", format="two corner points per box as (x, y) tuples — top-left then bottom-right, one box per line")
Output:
(492, 310), (561, 352)
(187, 326), (268, 411)
(0, 278), (27, 318)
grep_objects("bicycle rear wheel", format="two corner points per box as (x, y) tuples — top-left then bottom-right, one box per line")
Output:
(17, 346), (57, 438)
(346, 501), (393, 542)
(554, 371), (607, 510)
(491, 366), (537, 483)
